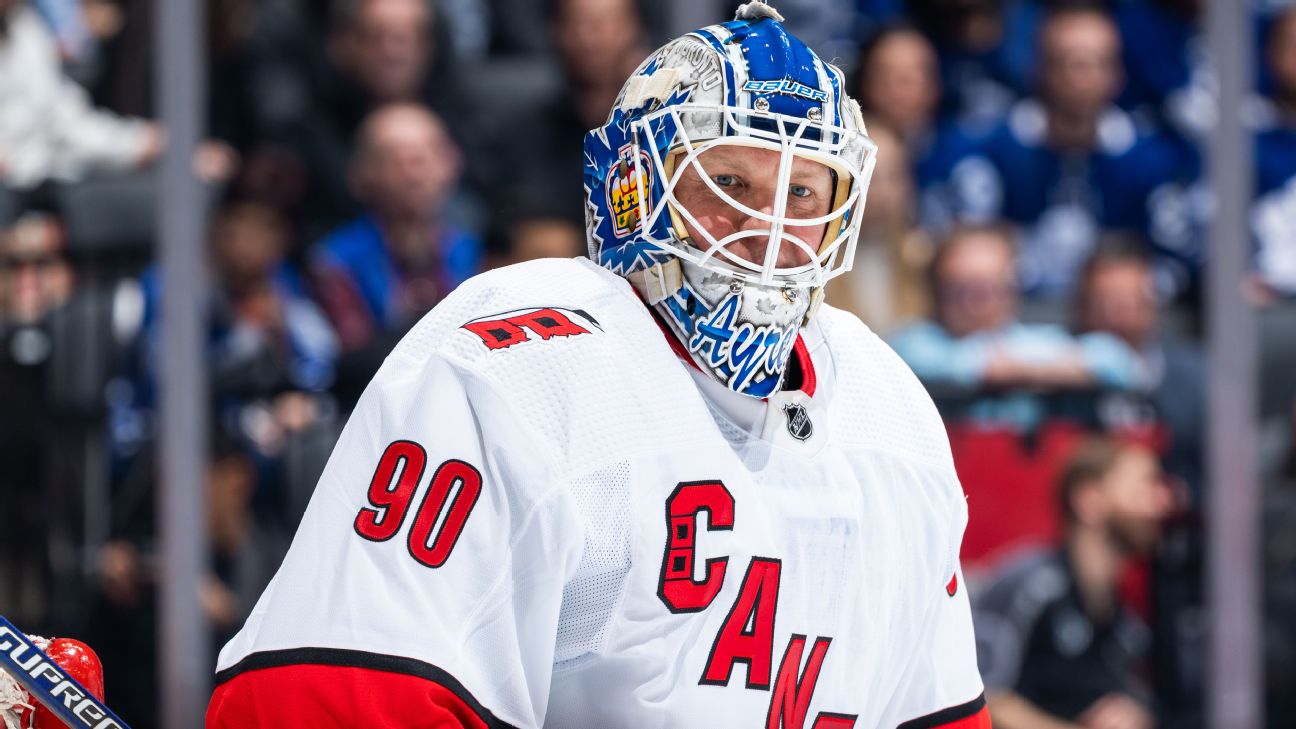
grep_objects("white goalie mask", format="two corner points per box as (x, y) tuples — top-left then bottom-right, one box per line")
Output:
(583, 2), (877, 398)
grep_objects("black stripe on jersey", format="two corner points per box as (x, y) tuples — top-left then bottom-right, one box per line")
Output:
(896, 692), (987, 729)
(214, 647), (519, 729)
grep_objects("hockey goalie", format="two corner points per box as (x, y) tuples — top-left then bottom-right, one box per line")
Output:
(207, 2), (990, 726)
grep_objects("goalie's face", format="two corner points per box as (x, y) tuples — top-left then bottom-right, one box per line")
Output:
(671, 144), (836, 270)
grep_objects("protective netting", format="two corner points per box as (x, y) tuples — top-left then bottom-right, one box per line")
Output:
(0, 635), (46, 729)
(554, 462), (634, 668)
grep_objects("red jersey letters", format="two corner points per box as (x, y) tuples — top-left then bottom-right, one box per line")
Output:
(658, 481), (735, 613)
(659, 481), (857, 728)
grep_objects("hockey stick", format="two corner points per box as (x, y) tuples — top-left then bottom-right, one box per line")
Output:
(0, 616), (130, 729)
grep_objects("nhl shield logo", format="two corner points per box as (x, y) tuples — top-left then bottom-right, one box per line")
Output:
(783, 403), (813, 441)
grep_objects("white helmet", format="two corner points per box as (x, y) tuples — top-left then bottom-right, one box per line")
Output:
(583, 2), (877, 398)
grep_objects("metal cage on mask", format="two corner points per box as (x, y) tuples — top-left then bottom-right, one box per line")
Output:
(582, 8), (879, 399)
(628, 102), (877, 290)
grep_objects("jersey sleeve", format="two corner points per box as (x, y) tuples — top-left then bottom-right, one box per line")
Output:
(206, 348), (583, 729)
(882, 475), (991, 729)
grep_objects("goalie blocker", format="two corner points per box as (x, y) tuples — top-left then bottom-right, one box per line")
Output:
(0, 617), (124, 729)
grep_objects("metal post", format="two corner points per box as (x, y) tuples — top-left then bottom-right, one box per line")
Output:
(1205, 1), (1260, 727)
(154, 0), (209, 725)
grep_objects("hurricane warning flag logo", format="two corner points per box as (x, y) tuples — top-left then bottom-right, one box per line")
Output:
(607, 144), (652, 238)
(461, 307), (602, 351)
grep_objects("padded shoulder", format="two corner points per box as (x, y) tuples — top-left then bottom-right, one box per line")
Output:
(392, 258), (625, 359)
(815, 304), (968, 580)
(814, 304), (956, 475)
(391, 257), (711, 479)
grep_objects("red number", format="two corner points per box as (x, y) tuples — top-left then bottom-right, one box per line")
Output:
(353, 442), (482, 568)
(354, 440), (427, 542)
(408, 460), (483, 568)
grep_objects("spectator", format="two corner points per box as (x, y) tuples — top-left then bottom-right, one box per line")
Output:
(29, 0), (91, 61)
(113, 198), (339, 466)
(90, 433), (286, 729)
(854, 23), (986, 216)
(906, 0), (1040, 130)
(853, 22), (998, 235)
(1252, 5), (1296, 296)
(272, 0), (472, 237)
(310, 104), (480, 396)
(501, 0), (648, 228)
(974, 438), (1173, 729)
(207, 198), (341, 526)
(0, 211), (73, 330)
(329, 0), (444, 106)
(857, 25), (942, 146)
(1077, 238), (1204, 496)
(935, 5), (1199, 298)
(507, 216), (586, 265)
(890, 225), (1139, 430)
(0, 0), (163, 189)
(0, 211), (73, 631)
(826, 118), (933, 334)
(207, 198), (339, 401)
(1114, 0), (1213, 139)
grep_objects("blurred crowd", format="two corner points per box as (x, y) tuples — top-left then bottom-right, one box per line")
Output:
(0, 0), (1294, 726)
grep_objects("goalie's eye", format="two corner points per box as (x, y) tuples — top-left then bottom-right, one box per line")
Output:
(712, 174), (739, 187)
(789, 184), (812, 198)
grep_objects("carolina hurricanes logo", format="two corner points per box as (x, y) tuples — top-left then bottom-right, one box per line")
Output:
(461, 307), (602, 351)
(606, 144), (653, 238)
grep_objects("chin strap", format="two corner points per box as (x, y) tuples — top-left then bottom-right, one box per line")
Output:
(625, 258), (684, 305)
(804, 287), (825, 325)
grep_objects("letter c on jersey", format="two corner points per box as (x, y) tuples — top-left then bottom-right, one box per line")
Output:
(658, 480), (735, 613)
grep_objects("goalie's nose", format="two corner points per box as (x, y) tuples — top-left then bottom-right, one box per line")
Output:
(728, 209), (815, 269)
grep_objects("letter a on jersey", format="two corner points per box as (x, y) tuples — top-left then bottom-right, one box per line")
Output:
(700, 558), (781, 689)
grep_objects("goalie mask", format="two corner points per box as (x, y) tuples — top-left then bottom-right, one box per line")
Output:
(583, 1), (877, 398)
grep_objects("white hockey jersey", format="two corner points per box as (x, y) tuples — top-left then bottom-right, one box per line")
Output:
(207, 257), (988, 729)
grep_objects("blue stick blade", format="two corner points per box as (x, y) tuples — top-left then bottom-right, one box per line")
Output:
(0, 616), (132, 729)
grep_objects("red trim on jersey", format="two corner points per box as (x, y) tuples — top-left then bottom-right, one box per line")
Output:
(207, 648), (517, 729)
(897, 694), (991, 729)
(651, 308), (702, 372)
(791, 336), (817, 397)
